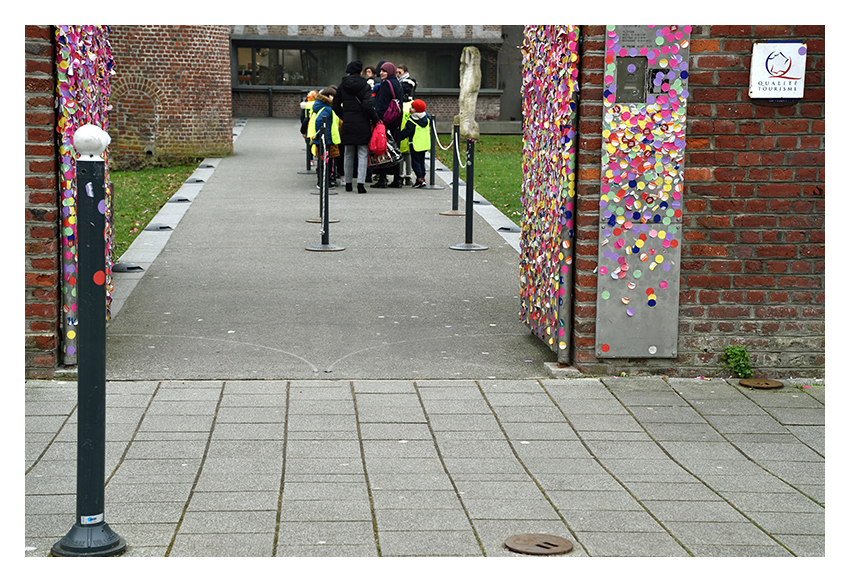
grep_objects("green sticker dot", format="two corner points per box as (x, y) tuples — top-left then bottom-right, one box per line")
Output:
(601, 290), (610, 300)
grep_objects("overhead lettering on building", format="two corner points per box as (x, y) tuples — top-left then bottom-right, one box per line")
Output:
(229, 25), (500, 39)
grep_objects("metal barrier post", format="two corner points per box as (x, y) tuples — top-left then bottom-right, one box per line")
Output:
(307, 122), (345, 252)
(439, 124), (464, 216)
(421, 116), (444, 190)
(298, 91), (314, 174)
(52, 125), (126, 557)
(450, 139), (488, 251)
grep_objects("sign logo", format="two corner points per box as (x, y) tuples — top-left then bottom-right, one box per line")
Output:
(749, 42), (807, 99)
(765, 50), (801, 80)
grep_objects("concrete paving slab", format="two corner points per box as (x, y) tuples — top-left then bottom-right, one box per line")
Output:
(24, 119), (828, 559)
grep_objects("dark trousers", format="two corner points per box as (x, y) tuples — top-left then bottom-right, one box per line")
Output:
(411, 149), (426, 180)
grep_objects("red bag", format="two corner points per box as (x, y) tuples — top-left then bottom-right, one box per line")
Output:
(370, 121), (387, 155)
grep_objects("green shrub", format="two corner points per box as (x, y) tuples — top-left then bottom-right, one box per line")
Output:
(721, 345), (754, 378)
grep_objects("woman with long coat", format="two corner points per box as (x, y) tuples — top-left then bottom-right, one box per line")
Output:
(371, 61), (405, 188)
(333, 60), (379, 193)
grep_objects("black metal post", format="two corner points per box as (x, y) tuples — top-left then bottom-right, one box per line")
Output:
(298, 136), (313, 174)
(307, 123), (344, 252)
(450, 139), (488, 251)
(298, 92), (313, 174)
(52, 150), (126, 557)
(440, 124), (464, 216)
(268, 86), (274, 118)
(321, 138), (330, 246)
(422, 116), (444, 190)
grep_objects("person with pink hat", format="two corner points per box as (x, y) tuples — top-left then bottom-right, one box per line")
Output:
(371, 61), (404, 188)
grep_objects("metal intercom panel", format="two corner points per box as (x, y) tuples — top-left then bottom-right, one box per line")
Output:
(595, 25), (691, 359)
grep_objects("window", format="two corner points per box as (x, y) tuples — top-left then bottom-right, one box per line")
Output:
(234, 43), (495, 90)
(236, 46), (346, 87)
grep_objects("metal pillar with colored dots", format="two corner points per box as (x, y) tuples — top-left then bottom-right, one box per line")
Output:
(518, 25), (580, 363)
(594, 25), (690, 359)
(52, 125), (126, 557)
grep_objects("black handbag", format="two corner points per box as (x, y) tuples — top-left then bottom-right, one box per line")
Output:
(368, 131), (403, 168)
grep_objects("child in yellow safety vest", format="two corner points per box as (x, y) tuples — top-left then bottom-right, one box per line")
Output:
(309, 86), (342, 187)
(399, 99), (431, 189)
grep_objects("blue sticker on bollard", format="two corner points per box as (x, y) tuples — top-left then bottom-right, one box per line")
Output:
(81, 513), (104, 525)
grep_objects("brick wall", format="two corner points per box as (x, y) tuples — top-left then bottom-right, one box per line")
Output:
(572, 25), (825, 379)
(109, 26), (233, 169)
(25, 25), (60, 378)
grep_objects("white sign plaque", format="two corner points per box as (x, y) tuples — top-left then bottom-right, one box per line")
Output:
(749, 42), (807, 99)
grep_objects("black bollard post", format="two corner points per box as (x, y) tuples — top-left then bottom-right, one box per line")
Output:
(307, 124), (344, 252)
(422, 116), (444, 191)
(298, 135), (313, 175)
(269, 86), (274, 118)
(450, 138), (488, 251)
(298, 92), (314, 175)
(440, 124), (464, 216)
(52, 125), (126, 557)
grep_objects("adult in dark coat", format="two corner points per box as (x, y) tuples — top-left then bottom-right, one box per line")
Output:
(333, 60), (379, 192)
(371, 61), (405, 188)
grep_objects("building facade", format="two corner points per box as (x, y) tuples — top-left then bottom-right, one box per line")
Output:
(24, 25), (825, 380)
(229, 25), (522, 125)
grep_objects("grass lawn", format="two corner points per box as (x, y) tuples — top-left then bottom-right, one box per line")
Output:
(110, 165), (197, 259)
(433, 134), (523, 225)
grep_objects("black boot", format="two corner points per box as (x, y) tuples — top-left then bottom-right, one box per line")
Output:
(371, 177), (388, 188)
(357, 183), (367, 194)
(345, 183), (353, 192)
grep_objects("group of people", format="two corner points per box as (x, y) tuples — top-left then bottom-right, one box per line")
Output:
(300, 60), (432, 192)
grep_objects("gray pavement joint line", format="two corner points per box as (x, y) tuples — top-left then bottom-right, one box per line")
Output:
(349, 381), (384, 557)
(732, 382), (826, 462)
(473, 380), (589, 557)
(104, 381), (163, 487)
(411, 380), (487, 556)
(680, 381), (827, 511)
(599, 377), (798, 556)
(164, 382), (227, 557)
(271, 380), (291, 557)
(538, 386), (696, 557)
(25, 397), (77, 476)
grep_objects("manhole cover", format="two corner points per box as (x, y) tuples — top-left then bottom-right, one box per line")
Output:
(739, 378), (784, 389)
(505, 534), (573, 555)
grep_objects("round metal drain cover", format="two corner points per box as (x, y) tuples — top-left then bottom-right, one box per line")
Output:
(505, 534), (573, 555)
(739, 378), (784, 389)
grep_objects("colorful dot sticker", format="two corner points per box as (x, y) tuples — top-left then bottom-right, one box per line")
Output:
(55, 25), (115, 362)
(519, 26), (581, 354)
(596, 25), (688, 357)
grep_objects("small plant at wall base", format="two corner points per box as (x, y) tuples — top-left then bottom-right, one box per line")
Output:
(721, 345), (754, 378)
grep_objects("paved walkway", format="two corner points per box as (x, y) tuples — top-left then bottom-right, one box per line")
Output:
(24, 118), (826, 560)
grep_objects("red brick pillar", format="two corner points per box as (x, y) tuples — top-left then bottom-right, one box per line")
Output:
(571, 26), (608, 375)
(25, 25), (61, 378)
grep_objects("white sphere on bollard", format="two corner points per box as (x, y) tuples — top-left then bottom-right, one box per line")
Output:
(73, 124), (111, 159)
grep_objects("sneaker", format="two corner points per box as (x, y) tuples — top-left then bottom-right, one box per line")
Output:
(413, 178), (426, 188)
(404, 177), (412, 185)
